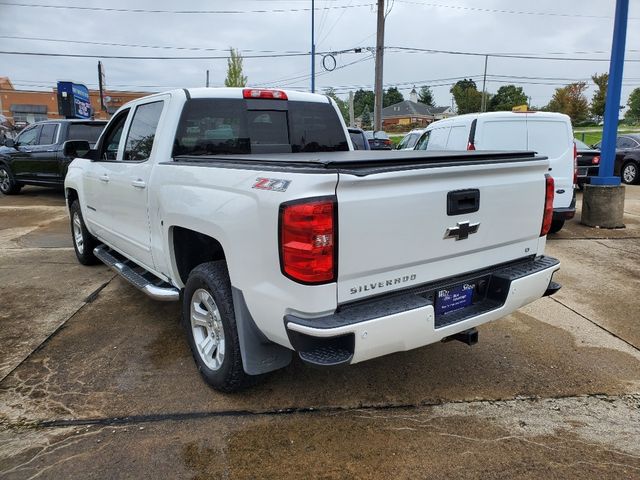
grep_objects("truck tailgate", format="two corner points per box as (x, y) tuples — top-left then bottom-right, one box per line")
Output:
(336, 157), (549, 303)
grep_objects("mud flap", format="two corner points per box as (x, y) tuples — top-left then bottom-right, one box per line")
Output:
(232, 287), (292, 375)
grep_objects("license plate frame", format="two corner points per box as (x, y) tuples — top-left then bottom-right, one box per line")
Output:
(435, 282), (475, 316)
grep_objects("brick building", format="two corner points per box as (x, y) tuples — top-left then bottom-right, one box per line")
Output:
(0, 76), (151, 130)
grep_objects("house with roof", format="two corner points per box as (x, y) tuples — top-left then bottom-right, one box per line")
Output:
(357, 88), (454, 129)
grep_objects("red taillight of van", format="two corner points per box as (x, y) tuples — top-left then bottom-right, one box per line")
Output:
(541, 174), (555, 237)
(279, 197), (337, 284)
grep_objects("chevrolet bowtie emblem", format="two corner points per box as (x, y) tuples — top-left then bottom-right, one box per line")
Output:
(444, 221), (480, 241)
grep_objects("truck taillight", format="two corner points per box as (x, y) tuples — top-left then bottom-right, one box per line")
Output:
(243, 88), (288, 100)
(540, 174), (555, 237)
(279, 197), (337, 284)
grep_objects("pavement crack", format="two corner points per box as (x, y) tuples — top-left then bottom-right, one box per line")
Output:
(593, 239), (640, 258)
(24, 393), (639, 430)
(550, 296), (640, 352)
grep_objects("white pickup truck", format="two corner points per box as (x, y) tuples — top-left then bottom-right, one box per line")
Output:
(65, 88), (561, 392)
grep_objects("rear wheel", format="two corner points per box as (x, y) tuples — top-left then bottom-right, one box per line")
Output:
(0, 165), (21, 195)
(548, 218), (565, 234)
(182, 261), (248, 392)
(621, 161), (639, 185)
(70, 200), (99, 265)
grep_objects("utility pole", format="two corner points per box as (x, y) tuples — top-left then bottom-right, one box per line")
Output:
(311, 0), (316, 93)
(480, 55), (488, 112)
(206, 70), (210, 87)
(349, 91), (355, 127)
(373, 0), (385, 131)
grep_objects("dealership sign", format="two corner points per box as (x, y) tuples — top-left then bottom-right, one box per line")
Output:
(57, 81), (92, 119)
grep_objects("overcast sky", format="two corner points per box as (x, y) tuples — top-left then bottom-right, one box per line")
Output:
(1, 0), (639, 110)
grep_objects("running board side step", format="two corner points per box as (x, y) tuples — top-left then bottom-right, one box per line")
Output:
(93, 245), (180, 302)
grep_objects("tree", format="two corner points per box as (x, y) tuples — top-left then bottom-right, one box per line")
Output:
(545, 82), (589, 123)
(361, 106), (372, 128)
(626, 88), (640, 124)
(591, 73), (608, 121)
(383, 87), (404, 108)
(353, 89), (375, 118)
(450, 79), (482, 114)
(324, 88), (349, 123)
(418, 86), (435, 107)
(488, 84), (528, 111)
(224, 48), (247, 87)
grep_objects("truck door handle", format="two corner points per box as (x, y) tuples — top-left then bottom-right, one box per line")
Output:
(131, 179), (146, 189)
(99, 174), (110, 183)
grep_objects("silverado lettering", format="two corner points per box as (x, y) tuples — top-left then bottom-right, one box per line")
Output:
(350, 274), (418, 295)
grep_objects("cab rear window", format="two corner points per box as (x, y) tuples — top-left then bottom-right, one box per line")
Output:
(172, 98), (348, 156)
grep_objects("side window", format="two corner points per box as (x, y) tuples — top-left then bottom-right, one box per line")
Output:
(16, 125), (41, 146)
(39, 124), (58, 145)
(415, 131), (431, 150)
(618, 137), (634, 149)
(99, 109), (130, 161)
(124, 101), (164, 162)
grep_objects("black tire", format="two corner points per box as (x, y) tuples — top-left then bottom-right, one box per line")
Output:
(182, 261), (248, 393)
(0, 164), (22, 195)
(70, 200), (99, 265)
(621, 160), (639, 185)
(548, 218), (565, 234)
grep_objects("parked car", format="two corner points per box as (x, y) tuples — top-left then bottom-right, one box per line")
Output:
(348, 127), (370, 150)
(593, 134), (640, 185)
(396, 129), (424, 150)
(414, 112), (575, 234)
(364, 130), (392, 150)
(0, 119), (107, 194)
(65, 87), (560, 392)
(574, 139), (600, 188)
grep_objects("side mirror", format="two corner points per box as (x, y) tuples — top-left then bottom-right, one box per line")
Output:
(4, 139), (15, 148)
(63, 140), (91, 158)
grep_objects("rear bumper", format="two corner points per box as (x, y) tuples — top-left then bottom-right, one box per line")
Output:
(553, 191), (577, 220)
(285, 256), (560, 366)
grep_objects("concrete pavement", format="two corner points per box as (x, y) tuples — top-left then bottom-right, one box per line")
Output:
(1, 186), (639, 479)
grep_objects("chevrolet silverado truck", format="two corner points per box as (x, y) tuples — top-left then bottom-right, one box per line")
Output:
(0, 119), (106, 195)
(64, 88), (561, 392)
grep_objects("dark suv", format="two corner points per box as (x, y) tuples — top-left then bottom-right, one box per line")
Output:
(0, 119), (107, 194)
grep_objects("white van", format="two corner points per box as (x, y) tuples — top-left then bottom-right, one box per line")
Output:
(414, 111), (575, 233)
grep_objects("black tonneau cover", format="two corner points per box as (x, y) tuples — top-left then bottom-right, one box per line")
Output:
(171, 150), (545, 177)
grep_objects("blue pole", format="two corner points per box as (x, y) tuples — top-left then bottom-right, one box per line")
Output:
(592, 0), (628, 186)
(311, 0), (315, 93)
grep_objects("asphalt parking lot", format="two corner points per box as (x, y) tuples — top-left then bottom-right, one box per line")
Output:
(1, 186), (639, 479)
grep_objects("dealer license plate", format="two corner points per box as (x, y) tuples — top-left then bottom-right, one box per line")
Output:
(435, 283), (475, 316)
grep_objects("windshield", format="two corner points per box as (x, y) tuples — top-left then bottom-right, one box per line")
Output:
(173, 98), (348, 156)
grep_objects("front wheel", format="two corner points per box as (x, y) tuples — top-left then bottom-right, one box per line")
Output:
(0, 165), (22, 195)
(70, 200), (99, 265)
(621, 161), (639, 185)
(182, 261), (248, 392)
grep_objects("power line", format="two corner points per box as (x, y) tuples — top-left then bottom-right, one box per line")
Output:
(0, 1), (374, 14)
(386, 46), (640, 62)
(0, 35), (308, 54)
(394, 0), (640, 21)
(0, 50), (313, 60)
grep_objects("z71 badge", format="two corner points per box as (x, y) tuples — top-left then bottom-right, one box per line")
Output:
(252, 177), (291, 192)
